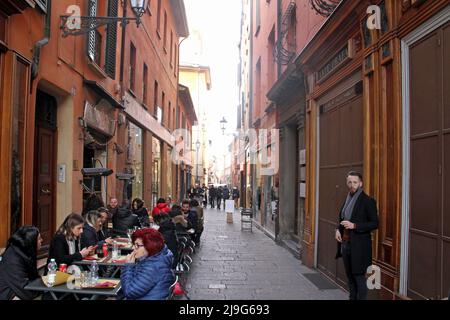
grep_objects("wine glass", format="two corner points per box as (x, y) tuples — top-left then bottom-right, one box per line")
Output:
(127, 229), (133, 244)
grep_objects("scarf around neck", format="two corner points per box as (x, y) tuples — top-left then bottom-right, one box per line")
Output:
(341, 188), (363, 221)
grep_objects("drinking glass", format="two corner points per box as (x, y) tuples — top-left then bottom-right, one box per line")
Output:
(80, 271), (90, 288)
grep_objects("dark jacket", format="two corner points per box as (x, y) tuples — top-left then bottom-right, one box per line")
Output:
(120, 245), (175, 300)
(81, 223), (102, 248)
(232, 188), (240, 199)
(112, 207), (140, 236)
(216, 188), (223, 199)
(0, 245), (40, 300)
(157, 220), (179, 268)
(47, 233), (83, 267)
(133, 207), (150, 227)
(209, 187), (217, 198)
(222, 188), (230, 199)
(185, 210), (198, 231)
(335, 191), (379, 274)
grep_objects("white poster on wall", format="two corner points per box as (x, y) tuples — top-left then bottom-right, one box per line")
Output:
(299, 183), (306, 198)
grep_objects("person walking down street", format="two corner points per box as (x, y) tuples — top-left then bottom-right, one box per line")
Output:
(335, 171), (379, 300)
(232, 187), (240, 209)
(209, 185), (216, 209)
(216, 186), (223, 210)
(202, 184), (208, 208)
(222, 186), (230, 211)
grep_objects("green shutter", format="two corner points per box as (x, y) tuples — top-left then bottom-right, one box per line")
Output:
(105, 0), (119, 79)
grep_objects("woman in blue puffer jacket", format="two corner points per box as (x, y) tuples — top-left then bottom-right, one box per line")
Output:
(120, 228), (174, 300)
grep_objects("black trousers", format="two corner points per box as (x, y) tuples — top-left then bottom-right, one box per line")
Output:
(341, 242), (368, 300)
(209, 197), (215, 208)
(217, 198), (222, 209)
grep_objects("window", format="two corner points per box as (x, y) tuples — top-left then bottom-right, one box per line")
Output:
(129, 42), (136, 92)
(163, 11), (168, 52)
(153, 81), (159, 116)
(152, 137), (162, 207)
(10, 57), (29, 234)
(170, 30), (173, 67)
(156, 0), (162, 37)
(255, 57), (262, 117)
(35, 0), (48, 13)
(87, 0), (98, 62)
(143, 63), (148, 106)
(174, 44), (177, 77)
(127, 121), (144, 200)
(105, 0), (119, 79)
(267, 26), (276, 86)
(168, 101), (172, 130)
(176, 106), (180, 129)
(161, 91), (165, 124)
(255, 0), (261, 36)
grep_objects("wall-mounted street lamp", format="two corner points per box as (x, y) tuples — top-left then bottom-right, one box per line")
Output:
(61, 0), (147, 37)
(220, 116), (227, 135)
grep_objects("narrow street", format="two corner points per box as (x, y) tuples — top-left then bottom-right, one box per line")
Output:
(184, 207), (347, 300)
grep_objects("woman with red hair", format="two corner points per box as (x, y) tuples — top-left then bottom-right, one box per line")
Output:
(120, 228), (174, 300)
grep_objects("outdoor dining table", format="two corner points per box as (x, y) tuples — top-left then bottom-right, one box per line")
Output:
(24, 277), (121, 300)
(74, 253), (133, 278)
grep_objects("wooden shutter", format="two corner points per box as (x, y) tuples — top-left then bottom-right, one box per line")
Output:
(87, 0), (97, 62)
(105, 0), (118, 79)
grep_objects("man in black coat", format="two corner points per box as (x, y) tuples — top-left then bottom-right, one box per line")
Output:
(335, 171), (379, 300)
(216, 186), (223, 210)
(209, 185), (216, 208)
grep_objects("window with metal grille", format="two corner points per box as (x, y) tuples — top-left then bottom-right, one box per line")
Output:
(143, 63), (148, 106)
(87, 0), (98, 62)
(35, 0), (48, 13)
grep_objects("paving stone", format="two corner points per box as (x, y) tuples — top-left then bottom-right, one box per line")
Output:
(185, 208), (347, 300)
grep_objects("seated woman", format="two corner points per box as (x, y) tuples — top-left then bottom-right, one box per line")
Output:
(81, 210), (112, 248)
(0, 226), (43, 300)
(47, 213), (93, 267)
(132, 198), (150, 227)
(153, 213), (179, 269)
(120, 228), (175, 300)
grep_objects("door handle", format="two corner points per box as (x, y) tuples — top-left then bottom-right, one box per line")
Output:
(41, 188), (51, 195)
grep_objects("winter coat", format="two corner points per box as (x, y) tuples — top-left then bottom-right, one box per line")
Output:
(120, 245), (175, 300)
(157, 220), (179, 268)
(112, 207), (140, 236)
(222, 188), (230, 200)
(151, 203), (171, 217)
(0, 245), (40, 300)
(81, 223), (102, 248)
(209, 187), (217, 198)
(192, 206), (204, 232)
(47, 233), (83, 267)
(133, 207), (150, 227)
(232, 189), (240, 199)
(335, 191), (379, 274)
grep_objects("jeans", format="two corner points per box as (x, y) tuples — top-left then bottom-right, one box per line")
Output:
(341, 242), (368, 300)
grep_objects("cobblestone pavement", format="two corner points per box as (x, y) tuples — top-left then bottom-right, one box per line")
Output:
(184, 207), (348, 300)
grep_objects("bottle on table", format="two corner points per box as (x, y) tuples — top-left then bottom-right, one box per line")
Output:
(90, 260), (99, 285)
(112, 241), (119, 259)
(47, 259), (58, 287)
